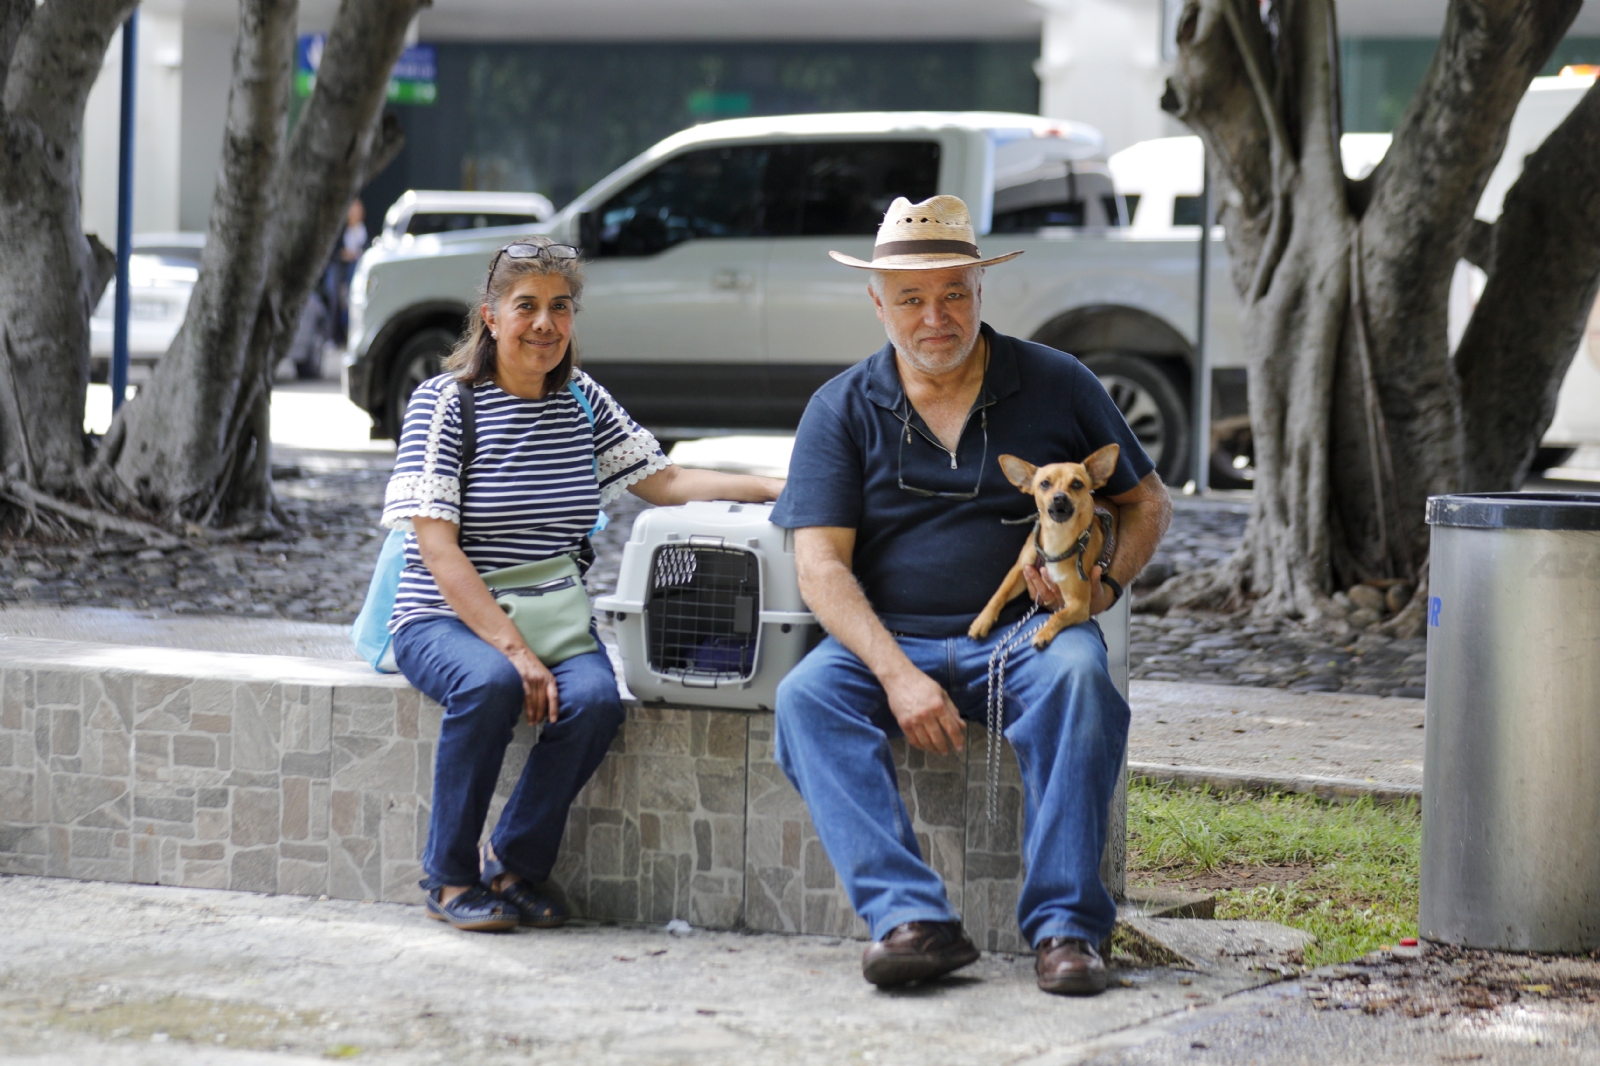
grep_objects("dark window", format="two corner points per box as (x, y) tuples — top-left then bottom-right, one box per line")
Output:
(592, 145), (770, 257)
(405, 212), (545, 236)
(991, 201), (1085, 232)
(1120, 193), (1141, 223)
(1173, 195), (1204, 227)
(764, 141), (942, 236)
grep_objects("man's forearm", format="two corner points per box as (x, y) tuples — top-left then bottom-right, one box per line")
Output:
(801, 558), (919, 686)
(1106, 476), (1172, 591)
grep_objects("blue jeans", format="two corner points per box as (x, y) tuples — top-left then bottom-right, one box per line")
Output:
(393, 616), (625, 890)
(773, 620), (1129, 947)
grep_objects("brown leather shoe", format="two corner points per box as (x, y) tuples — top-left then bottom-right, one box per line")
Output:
(1035, 936), (1108, 995)
(861, 920), (980, 987)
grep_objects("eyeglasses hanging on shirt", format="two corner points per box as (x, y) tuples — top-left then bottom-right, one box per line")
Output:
(895, 401), (988, 500)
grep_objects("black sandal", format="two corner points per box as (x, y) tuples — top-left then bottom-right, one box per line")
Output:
(495, 878), (568, 928)
(424, 884), (518, 932)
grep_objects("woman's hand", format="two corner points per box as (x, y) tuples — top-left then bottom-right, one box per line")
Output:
(629, 464), (785, 506)
(506, 645), (560, 725)
(414, 516), (561, 722)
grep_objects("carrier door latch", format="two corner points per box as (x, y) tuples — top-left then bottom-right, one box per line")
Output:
(688, 535), (725, 547)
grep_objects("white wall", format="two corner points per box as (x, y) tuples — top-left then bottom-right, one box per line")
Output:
(81, 14), (185, 240)
(178, 21), (236, 233)
(1031, 0), (1185, 156)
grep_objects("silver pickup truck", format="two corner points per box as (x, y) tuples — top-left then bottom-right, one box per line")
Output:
(344, 111), (1244, 483)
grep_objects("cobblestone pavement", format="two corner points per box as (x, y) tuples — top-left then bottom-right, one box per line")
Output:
(0, 463), (1420, 696)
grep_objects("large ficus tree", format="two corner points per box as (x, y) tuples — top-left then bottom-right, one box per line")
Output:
(1150, 0), (1600, 632)
(0, 0), (131, 523)
(97, 0), (425, 529)
(0, 0), (423, 538)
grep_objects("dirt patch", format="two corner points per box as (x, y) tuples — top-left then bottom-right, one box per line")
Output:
(1139, 862), (1318, 893)
(1306, 943), (1600, 1018)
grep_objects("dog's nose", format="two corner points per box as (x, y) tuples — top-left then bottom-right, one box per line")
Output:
(1049, 492), (1073, 516)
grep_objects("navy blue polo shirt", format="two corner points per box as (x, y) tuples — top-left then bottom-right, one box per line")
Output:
(771, 323), (1155, 637)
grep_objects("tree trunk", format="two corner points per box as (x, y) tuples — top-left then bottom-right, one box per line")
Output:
(98, 0), (298, 523)
(1456, 84), (1600, 490)
(1147, 0), (1593, 628)
(0, 0), (135, 499)
(100, 0), (427, 527)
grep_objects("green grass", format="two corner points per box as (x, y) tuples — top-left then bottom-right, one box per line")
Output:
(1126, 779), (1421, 967)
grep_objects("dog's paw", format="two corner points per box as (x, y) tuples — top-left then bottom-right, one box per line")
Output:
(968, 617), (994, 640)
(1030, 630), (1057, 650)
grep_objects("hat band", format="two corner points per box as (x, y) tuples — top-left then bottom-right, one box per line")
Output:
(871, 239), (980, 260)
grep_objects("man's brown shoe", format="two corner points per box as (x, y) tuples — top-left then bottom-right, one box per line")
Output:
(861, 920), (980, 987)
(1035, 936), (1108, 995)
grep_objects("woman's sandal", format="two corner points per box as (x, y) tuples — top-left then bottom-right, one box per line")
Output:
(424, 884), (518, 932)
(494, 878), (568, 928)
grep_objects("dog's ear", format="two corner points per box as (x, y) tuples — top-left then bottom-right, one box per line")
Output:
(997, 454), (1037, 490)
(1082, 444), (1120, 489)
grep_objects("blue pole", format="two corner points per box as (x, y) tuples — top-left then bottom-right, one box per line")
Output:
(111, 10), (137, 413)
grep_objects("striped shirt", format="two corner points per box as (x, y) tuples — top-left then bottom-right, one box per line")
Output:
(381, 370), (668, 632)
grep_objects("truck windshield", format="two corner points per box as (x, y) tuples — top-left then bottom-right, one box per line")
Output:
(591, 140), (940, 257)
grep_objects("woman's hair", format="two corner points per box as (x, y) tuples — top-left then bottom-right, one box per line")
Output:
(447, 235), (585, 391)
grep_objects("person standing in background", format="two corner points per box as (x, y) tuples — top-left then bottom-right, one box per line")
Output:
(330, 199), (368, 347)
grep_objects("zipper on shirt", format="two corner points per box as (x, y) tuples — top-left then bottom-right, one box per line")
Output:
(901, 390), (995, 469)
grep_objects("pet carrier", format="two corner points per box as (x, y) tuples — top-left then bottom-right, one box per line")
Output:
(594, 502), (820, 711)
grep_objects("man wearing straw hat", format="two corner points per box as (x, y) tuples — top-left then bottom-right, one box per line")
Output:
(770, 195), (1171, 995)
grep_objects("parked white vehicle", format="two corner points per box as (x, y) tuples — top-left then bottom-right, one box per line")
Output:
(378, 190), (554, 249)
(89, 232), (204, 383)
(1108, 71), (1600, 471)
(345, 111), (1241, 483)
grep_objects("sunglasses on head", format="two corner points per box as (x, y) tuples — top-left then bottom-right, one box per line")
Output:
(485, 242), (580, 289)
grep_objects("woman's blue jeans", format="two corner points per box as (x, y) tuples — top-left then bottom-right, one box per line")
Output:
(393, 616), (625, 891)
(773, 620), (1129, 947)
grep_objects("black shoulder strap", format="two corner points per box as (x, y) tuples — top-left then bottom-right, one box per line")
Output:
(455, 380), (477, 472)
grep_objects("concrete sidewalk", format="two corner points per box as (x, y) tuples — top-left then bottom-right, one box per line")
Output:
(0, 876), (1285, 1066)
(0, 605), (1426, 799)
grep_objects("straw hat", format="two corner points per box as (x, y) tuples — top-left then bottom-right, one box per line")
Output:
(829, 194), (1024, 271)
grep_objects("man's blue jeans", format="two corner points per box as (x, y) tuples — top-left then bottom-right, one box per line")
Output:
(773, 620), (1129, 947)
(393, 616), (625, 890)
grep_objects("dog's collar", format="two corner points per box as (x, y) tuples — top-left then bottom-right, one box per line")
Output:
(1033, 509), (1116, 583)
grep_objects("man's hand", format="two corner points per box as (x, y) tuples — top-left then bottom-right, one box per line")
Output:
(883, 666), (966, 755)
(1023, 563), (1116, 616)
(1022, 562), (1063, 610)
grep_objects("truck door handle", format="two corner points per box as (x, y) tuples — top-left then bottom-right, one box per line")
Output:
(713, 269), (752, 290)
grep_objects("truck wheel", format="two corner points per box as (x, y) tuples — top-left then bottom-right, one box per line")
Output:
(1080, 352), (1191, 485)
(387, 328), (456, 436)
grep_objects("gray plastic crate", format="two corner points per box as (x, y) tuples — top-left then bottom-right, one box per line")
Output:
(594, 501), (819, 711)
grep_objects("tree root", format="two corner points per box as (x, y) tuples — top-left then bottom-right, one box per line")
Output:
(0, 479), (182, 549)
(1377, 560), (1429, 641)
(1135, 555), (1253, 615)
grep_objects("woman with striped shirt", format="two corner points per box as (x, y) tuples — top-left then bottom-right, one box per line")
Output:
(382, 238), (782, 931)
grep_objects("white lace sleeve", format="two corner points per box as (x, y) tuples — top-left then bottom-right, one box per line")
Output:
(588, 379), (669, 506)
(381, 381), (462, 530)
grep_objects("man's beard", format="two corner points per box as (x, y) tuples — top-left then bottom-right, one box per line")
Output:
(890, 325), (978, 376)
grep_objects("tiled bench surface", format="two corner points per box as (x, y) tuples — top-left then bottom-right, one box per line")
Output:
(0, 636), (1124, 954)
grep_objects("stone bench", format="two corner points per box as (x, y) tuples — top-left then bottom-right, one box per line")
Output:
(0, 605), (1127, 955)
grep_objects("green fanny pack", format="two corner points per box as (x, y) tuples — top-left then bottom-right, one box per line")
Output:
(482, 556), (598, 666)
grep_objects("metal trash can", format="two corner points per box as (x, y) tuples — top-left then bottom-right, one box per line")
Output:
(1420, 492), (1600, 952)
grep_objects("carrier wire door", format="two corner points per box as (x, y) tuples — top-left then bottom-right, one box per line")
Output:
(646, 541), (762, 685)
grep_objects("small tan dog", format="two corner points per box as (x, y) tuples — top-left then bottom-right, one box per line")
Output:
(968, 444), (1120, 649)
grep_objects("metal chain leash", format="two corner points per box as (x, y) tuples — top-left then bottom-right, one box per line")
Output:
(983, 600), (1044, 823)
